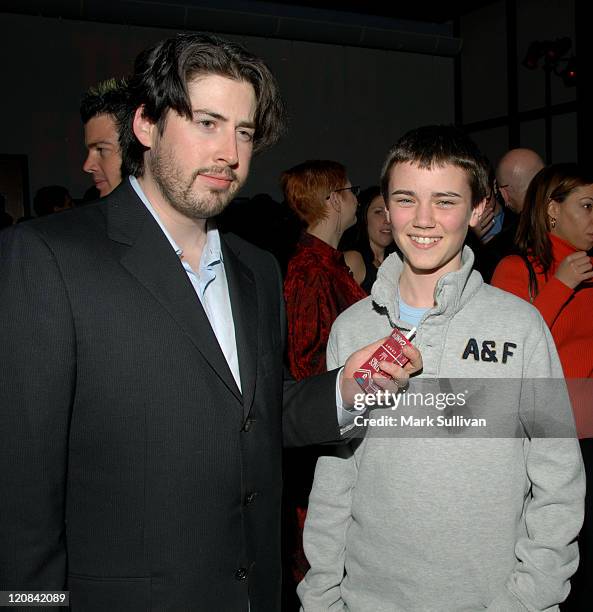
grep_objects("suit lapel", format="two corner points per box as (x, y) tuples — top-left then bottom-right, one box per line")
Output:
(222, 237), (258, 420)
(106, 181), (242, 403)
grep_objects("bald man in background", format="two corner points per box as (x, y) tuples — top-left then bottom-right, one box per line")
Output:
(470, 148), (544, 281)
(495, 148), (545, 214)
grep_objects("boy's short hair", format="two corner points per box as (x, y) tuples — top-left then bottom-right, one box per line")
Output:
(124, 32), (286, 177)
(380, 125), (490, 206)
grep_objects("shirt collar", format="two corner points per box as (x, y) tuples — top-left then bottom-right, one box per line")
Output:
(372, 246), (481, 327)
(129, 175), (224, 267)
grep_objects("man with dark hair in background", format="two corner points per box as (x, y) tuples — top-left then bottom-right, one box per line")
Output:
(80, 76), (129, 197)
(0, 32), (419, 611)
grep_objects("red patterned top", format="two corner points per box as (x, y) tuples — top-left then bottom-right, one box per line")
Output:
(284, 233), (367, 380)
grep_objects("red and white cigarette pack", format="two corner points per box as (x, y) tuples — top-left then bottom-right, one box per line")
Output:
(354, 327), (416, 394)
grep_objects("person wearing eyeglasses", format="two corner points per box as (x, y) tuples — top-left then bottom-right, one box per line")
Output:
(496, 148), (545, 215)
(280, 160), (367, 608)
(466, 151), (542, 284)
(282, 160), (366, 381)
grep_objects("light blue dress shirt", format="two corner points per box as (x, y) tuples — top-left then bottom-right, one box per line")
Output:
(129, 177), (354, 430)
(129, 176), (241, 391)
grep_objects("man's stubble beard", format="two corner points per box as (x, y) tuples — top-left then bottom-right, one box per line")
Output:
(148, 141), (242, 220)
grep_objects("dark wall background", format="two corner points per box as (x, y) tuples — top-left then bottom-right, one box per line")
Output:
(460, 0), (577, 165)
(0, 0), (580, 218)
(0, 12), (453, 208)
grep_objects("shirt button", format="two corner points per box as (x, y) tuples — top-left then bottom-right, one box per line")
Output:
(235, 567), (248, 581)
(245, 492), (258, 506)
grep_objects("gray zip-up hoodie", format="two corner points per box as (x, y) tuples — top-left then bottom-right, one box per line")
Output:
(298, 248), (585, 612)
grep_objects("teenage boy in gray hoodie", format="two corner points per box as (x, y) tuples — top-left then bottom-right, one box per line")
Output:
(298, 126), (585, 612)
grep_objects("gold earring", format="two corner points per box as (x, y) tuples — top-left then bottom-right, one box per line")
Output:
(549, 217), (556, 229)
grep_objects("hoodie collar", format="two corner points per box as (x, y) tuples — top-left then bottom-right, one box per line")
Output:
(371, 245), (482, 328)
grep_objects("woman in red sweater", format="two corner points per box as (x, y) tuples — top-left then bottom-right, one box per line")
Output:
(491, 163), (593, 387)
(491, 163), (593, 610)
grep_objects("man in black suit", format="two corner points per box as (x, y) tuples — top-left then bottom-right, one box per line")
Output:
(0, 33), (419, 611)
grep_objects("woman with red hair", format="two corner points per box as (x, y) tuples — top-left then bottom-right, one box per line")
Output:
(280, 160), (366, 608)
(282, 160), (366, 379)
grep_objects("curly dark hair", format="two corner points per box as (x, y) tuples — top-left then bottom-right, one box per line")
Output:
(122, 32), (286, 177)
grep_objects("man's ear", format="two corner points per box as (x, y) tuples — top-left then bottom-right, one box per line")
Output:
(132, 105), (155, 148)
(384, 205), (391, 224)
(469, 197), (487, 228)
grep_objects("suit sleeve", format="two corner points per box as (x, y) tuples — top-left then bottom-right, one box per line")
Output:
(0, 226), (75, 589)
(282, 367), (343, 447)
(491, 256), (574, 328)
(487, 317), (585, 611)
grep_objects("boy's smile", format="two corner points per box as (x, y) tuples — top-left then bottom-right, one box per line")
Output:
(387, 161), (484, 279)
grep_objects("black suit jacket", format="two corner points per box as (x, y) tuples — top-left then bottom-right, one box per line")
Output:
(0, 180), (342, 611)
